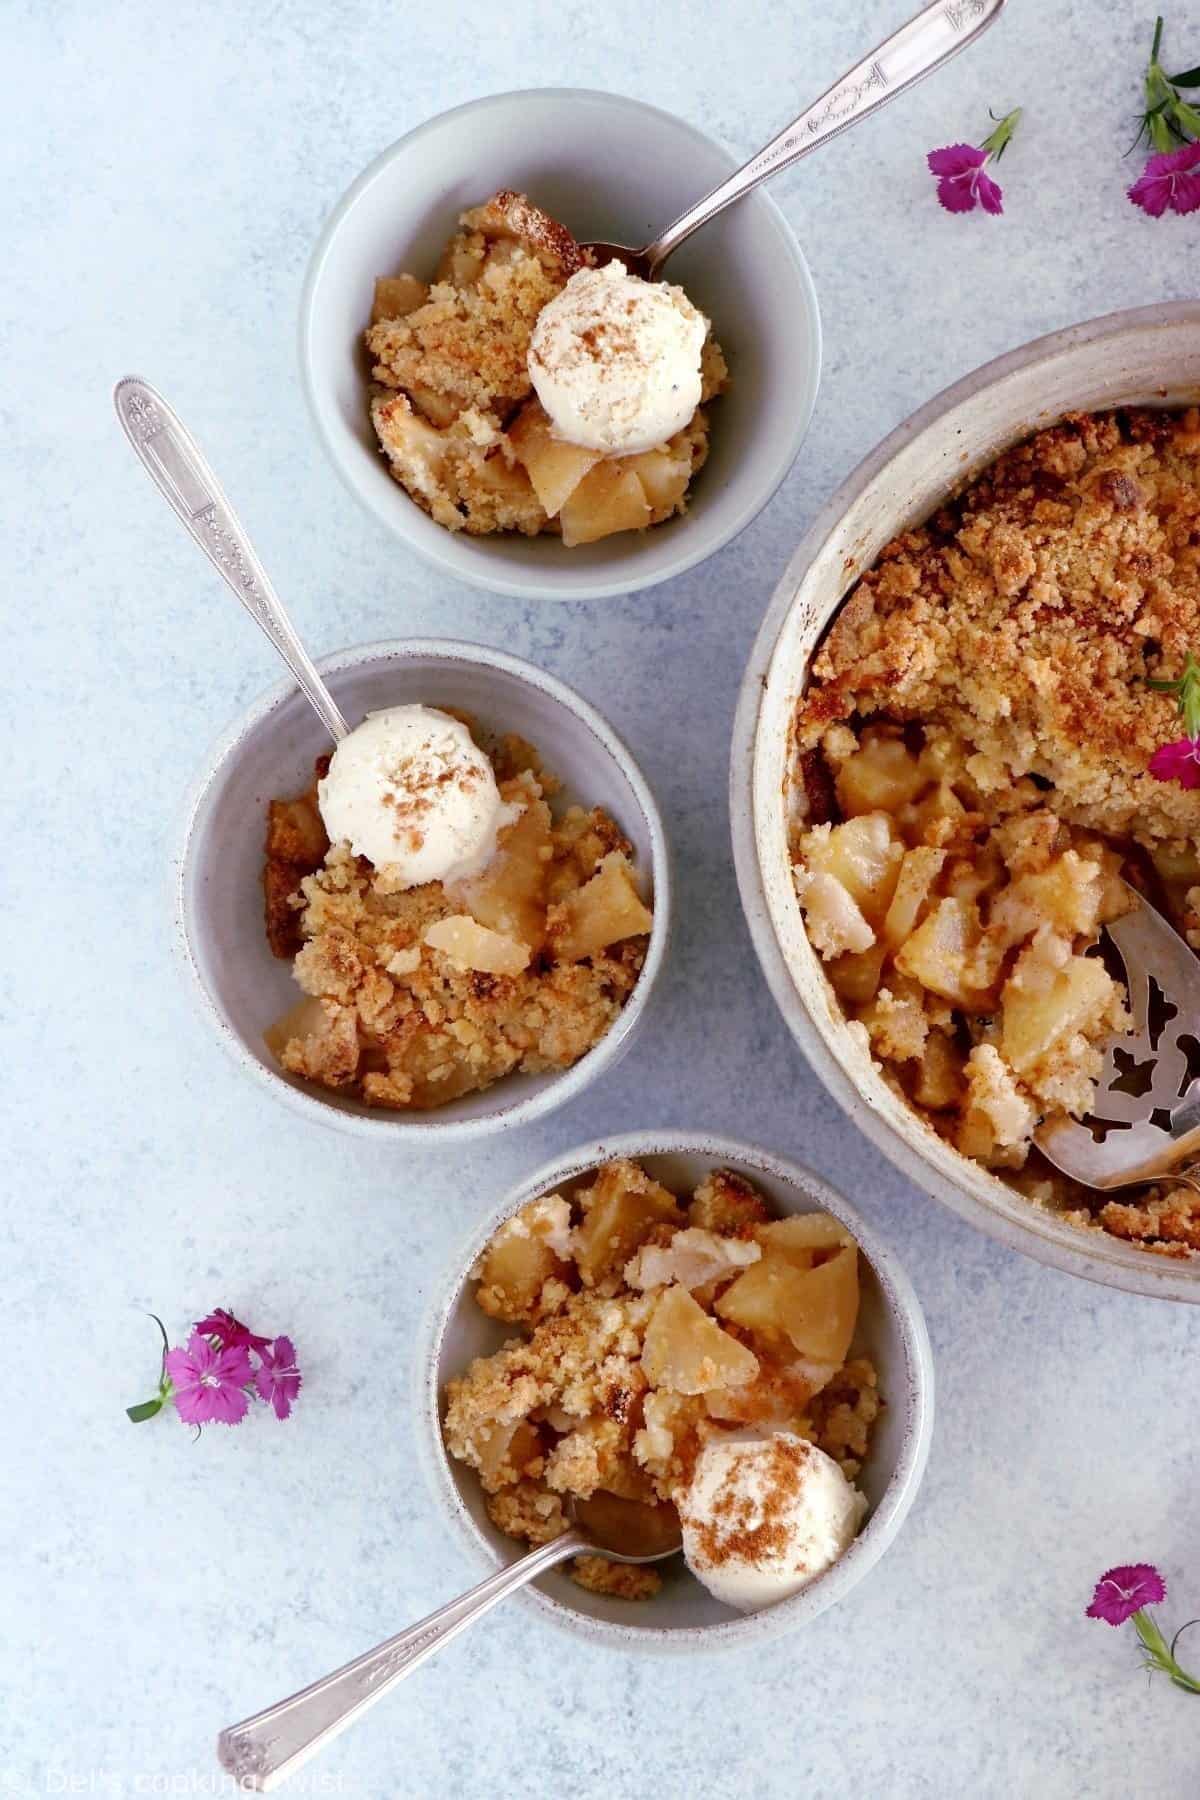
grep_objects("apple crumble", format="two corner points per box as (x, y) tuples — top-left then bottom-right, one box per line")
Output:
(364, 191), (728, 545)
(263, 730), (653, 1109)
(790, 407), (1200, 1254)
(443, 1160), (880, 1601)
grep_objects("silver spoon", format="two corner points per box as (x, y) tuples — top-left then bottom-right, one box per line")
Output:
(585, 0), (1008, 280)
(113, 376), (350, 743)
(216, 1494), (683, 1792)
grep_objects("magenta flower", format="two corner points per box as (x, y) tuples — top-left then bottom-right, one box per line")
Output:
(164, 1332), (254, 1427)
(255, 1335), (302, 1420)
(927, 108), (1021, 217)
(1149, 735), (1200, 787)
(195, 1307), (271, 1356)
(928, 144), (1004, 215)
(1087, 1563), (1168, 1626)
(1128, 141), (1200, 216)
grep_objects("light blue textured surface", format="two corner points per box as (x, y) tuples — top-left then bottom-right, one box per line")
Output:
(3, 3), (1197, 1795)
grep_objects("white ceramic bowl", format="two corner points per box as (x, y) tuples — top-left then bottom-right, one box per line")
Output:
(174, 640), (669, 1141)
(418, 1132), (933, 1652)
(732, 302), (1200, 1304)
(300, 88), (820, 601)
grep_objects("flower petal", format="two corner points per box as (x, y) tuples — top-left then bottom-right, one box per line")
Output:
(1149, 737), (1200, 786)
(213, 1343), (255, 1388)
(927, 143), (988, 177)
(195, 1308), (271, 1355)
(1169, 172), (1200, 215)
(172, 1384), (213, 1426)
(1129, 164), (1174, 217)
(164, 1346), (200, 1389)
(976, 170), (1004, 215)
(205, 1381), (251, 1426)
(936, 171), (979, 214)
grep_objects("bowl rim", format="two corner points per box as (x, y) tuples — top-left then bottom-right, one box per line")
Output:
(415, 1129), (935, 1654)
(297, 85), (822, 602)
(171, 636), (671, 1142)
(730, 300), (1200, 1305)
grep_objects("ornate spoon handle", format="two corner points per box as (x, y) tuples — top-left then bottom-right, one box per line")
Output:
(113, 376), (349, 743)
(646, 0), (1007, 271)
(216, 1530), (588, 1792)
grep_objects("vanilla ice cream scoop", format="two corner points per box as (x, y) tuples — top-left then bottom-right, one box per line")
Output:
(317, 705), (521, 887)
(679, 1433), (867, 1613)
(528, 261), (708, 455)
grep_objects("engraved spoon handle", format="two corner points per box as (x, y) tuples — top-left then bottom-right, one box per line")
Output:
(645, 0), (1007, 273)
(216, 1529), (589, 1792)
(113, 376), (349, 742)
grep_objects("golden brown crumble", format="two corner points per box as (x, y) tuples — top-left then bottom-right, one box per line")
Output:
(363, 191), (728, 543)
(790, 408), (1200, 1255)
(443, 1161), (880, 1600)
(262, 731), (653, 1111)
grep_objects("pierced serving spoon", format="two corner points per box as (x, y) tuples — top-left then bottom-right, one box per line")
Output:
(1035, 885), (1200, 1195)
(584, 0), (1007, 279)
(215, 1494), (682, 1793)
(113, 376), (350, 743)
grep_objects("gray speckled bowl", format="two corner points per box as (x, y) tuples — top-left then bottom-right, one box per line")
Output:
(174, 640), (669, 1141)
(417, 1132), (934, 1653)
(299, 88), (820, 602)
(731, 302), (1200, 1303)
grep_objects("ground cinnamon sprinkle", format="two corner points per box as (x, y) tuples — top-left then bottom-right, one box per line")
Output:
(692, 1437), (810, 1571)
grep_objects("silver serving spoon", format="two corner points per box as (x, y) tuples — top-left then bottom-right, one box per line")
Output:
(1035, 886), (1200, 1194)
(585, 0), (1008, 279)
(113, 376), (350, 743)
(216, 1494), (682, 1792)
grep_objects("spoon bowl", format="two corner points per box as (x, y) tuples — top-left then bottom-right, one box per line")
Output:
(569, 1493), (683, 1562)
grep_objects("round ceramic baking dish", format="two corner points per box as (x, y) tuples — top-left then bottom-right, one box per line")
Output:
(732, 302), (1200, 1304)
(418, 1132), (933, 1653)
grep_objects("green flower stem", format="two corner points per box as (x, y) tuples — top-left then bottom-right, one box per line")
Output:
(1147, 651), (1200, 738)
(1133, 1609), (1200, 1694)
(125, 1376), (174, 1424)
(1142, 15), (1200, 151)
(981, 107), (1022, 162)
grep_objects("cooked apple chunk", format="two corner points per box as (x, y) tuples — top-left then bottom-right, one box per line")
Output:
(447, 789), (551, 950)
(835, 736), (925, 817)
(625, 1227), (761, 1293)
(371, 272), (428, 324)
(757, 1213), (855, 1259)
(717, 1244), (859, 1363)
(799, 814), (903, 922)
(641, 1284), (759, 1394)
(547, 852), (653, 963)
(894, 896), (993, 1008)
(559, 463), (652, 548)
(509, 400), (601, 516)
(625, 447), (691, 514)
(424, 915), (530, 976)
(1001, 947), (1118, 1075)
(574, 1160), (683, 1287)
(475, 1196), (574, 1323)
